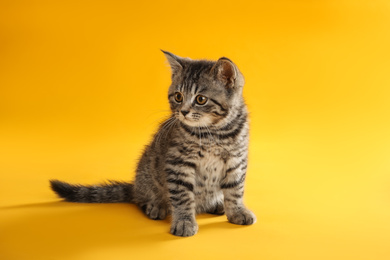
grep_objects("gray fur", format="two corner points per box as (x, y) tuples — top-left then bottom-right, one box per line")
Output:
(50, 51), (256, 237)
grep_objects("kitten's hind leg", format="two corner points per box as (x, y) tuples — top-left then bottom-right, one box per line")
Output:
(206, 201), (225, 215)
(140, 202), (168, 220)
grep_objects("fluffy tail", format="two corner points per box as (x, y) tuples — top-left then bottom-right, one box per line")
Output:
(50, 180), (134, 203)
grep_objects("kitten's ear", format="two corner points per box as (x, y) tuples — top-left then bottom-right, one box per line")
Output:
(161, 50), (184, 75)
(212, 57), (244, 89)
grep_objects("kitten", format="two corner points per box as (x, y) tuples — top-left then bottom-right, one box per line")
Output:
(50, 51), (256, 237)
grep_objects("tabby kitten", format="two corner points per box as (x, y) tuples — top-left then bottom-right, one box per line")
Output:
(50, 51), (256, 237)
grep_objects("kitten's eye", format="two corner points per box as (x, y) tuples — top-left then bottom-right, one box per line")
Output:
(195, 95), (208, 105)
(174, 92), (183, 103)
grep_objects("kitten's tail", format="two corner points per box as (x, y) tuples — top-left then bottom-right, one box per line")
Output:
(50, 180), (134, 203)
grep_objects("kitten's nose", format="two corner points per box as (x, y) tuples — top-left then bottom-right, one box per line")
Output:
(181, 110), (190, 117)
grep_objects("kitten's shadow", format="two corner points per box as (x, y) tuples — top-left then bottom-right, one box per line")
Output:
(1, 201), (178, 258)
(2, 201), (246, 258)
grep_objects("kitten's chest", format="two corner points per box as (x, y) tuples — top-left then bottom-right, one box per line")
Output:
(196, 146), (228, 185)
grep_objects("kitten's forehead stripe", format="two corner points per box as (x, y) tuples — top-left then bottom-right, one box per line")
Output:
(193, 84), (199, 94)
(191, 83), (197, 95)
(181, 61), (214, 94)
(197, 86), (208, 93)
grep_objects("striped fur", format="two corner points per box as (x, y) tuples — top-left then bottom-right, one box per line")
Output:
(50, 51), (256, 237)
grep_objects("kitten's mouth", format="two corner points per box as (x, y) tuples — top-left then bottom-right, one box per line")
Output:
(182, 116), (196, 123)
(183, 116), (197, 121)
(180, 116), (200, 127)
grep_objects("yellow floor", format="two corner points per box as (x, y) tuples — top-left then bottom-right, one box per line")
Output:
(1, 0), (390, 259)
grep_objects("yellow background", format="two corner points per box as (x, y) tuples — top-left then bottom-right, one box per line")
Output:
(1, 0), (390, 259)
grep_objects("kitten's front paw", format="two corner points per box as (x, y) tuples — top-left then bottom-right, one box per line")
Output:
(170, 218), (198, 237)
(227, 208), (256, 225)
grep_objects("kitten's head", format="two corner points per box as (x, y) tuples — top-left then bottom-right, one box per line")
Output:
(163, 51), (245, 128)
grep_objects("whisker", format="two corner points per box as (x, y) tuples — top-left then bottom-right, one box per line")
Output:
(162, 117), (178, 142)
(155, 117), (176, 147)
(204, 124), (216, 145)
(198, 124), (202, 149)
(145, 112), (173, 129)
